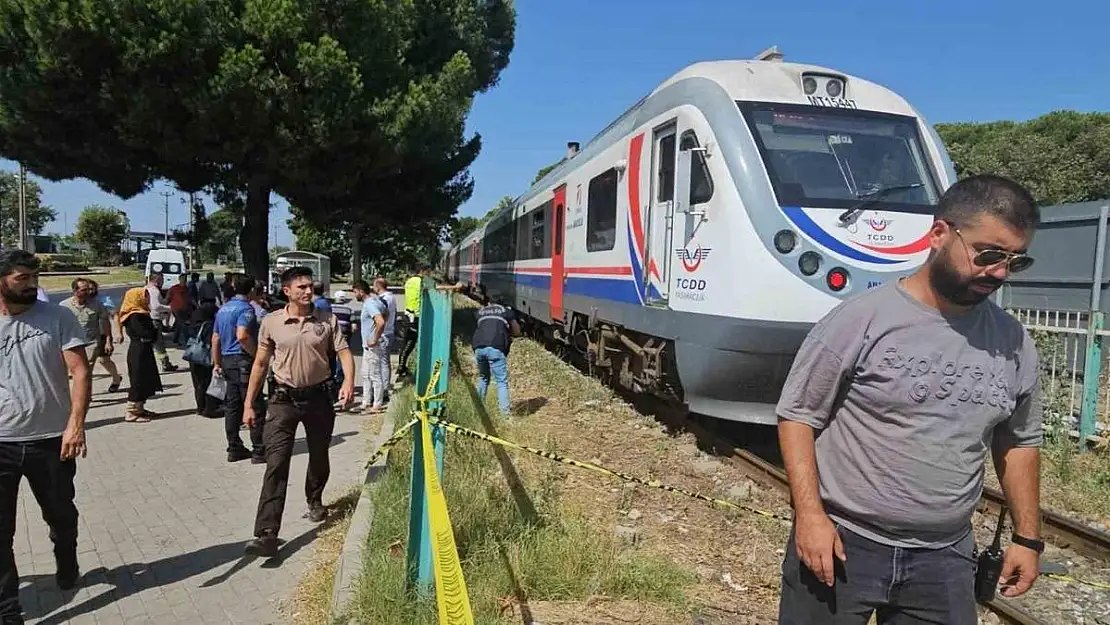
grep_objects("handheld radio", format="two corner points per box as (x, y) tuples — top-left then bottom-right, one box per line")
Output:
(974, 505), (1007, 602)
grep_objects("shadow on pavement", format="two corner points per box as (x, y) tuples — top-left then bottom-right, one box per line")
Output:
(22, 515), (338, 624)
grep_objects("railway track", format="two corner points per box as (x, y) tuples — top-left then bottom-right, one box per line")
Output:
(513, 312), (1106, 624)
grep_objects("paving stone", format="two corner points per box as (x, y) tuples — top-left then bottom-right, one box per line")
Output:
(14, 343), (375, 624)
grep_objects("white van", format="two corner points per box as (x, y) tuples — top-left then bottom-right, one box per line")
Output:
(145, 249), (187, 285)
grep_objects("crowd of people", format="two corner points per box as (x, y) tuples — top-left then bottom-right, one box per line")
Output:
(0, 250), (483, 622)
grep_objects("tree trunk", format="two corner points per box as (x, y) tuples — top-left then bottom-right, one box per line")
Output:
(240, 180), (271, 281)
(350, 223), (363, 283)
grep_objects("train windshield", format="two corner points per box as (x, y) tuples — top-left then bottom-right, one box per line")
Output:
(738, 102), (941, 213)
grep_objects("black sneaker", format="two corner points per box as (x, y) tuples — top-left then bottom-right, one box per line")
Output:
(305, 503), (327, 523)
(244, 532), (279, 558)
(227, 448), (252, 463)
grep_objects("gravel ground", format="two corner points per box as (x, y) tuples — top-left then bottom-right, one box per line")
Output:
(969, 508), (1110, 625)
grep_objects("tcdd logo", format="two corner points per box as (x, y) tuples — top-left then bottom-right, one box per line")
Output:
(866, 216), (892, 231)
(675, 246), (712, 272)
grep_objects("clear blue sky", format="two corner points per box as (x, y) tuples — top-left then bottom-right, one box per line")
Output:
(4, 0), (1108, 245)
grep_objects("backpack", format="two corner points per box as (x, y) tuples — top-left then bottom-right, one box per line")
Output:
(183, 321), (212, 366)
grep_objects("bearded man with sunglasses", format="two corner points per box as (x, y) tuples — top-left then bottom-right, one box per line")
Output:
(776, 174), (1043, 625)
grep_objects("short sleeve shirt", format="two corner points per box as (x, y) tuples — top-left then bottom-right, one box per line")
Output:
(214, 296), (258, 356)
(0, 303), (89, 441)
(775, 280), (1041, 548)
(258, 306), (349, 388)
(380, 291), (397, 337)
(359, 297), (387, 344)
(59, 296), (105, 343)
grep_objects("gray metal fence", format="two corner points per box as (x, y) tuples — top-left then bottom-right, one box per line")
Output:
(997, 201), (1110, 449)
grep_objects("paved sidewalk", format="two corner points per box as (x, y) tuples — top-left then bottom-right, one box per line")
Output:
(15, 344), (375, 625)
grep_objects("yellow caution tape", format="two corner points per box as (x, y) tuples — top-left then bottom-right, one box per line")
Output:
(1046, 572), (1110, 590)
(419, 361), (475, 625)
(363, 417), (418, 469)
(430, 417), (794, 524)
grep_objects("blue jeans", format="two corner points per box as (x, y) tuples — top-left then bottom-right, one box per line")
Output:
(778, 521), (977, 624)
(474, 346), (510, 415)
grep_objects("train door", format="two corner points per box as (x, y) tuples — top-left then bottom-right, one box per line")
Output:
(469, 243), (479, 287)
(550, 185), (567, 322)
(643, 123), (677, 303)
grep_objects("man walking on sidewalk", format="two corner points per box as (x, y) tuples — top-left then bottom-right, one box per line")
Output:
(60, 278), (123, 393)
(0, 250), (92, 623)
(212, 275), (266, 464)
(241, 266), (355, 558)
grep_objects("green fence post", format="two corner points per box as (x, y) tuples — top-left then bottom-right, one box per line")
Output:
(1080, 311), (1103, 451)
(404, 280), (454, 595)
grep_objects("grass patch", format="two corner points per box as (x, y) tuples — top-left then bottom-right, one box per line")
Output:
(345, 341), (695, 625)
(286, 486), (361, 625)
(39, 267), (146, 291)
(1040, 439), (1110, 523)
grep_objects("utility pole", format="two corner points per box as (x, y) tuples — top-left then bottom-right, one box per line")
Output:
(188, 191), (196, 267)
(159, 190), (172, 247)
(17, 164), (27, 251)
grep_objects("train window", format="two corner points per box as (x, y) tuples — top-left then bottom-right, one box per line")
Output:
(554, 204), (564, 255)
(680, 131), (714, 205)
(530, 206), (546, 259)
(587, 168), (618, 252)
(657, 134), (676, 203)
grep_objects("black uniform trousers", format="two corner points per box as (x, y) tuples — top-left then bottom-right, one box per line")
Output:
(253, 385), (335, 537)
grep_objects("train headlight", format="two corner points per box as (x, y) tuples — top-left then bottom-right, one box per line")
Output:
(773, 230), (797, 254)
(802, 76), (817, 95)
(798, 251), (821, 276)
(826, 267), (849, 291)
(826, 78), (843, 98)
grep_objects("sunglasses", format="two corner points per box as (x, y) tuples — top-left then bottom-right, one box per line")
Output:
(950, 227), (1035, 273)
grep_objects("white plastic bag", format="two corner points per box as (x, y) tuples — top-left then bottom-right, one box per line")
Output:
(206, 372), (227, 401)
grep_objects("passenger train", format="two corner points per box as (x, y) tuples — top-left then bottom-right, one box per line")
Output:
(445, 47), (958, 424)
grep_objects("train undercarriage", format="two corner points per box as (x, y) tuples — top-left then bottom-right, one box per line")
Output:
(519, 311), (686, 406)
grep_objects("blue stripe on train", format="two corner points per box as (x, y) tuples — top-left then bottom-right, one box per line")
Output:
(479, 270), (642, 305)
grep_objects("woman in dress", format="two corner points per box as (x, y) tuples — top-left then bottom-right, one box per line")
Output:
(118, 287), (163, 422)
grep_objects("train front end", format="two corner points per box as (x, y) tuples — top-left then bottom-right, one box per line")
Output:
(736, 74), (956, 302)
(669, 60), (957, 423)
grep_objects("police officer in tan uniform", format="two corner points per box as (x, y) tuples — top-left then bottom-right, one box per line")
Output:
(241, 266), (355, 557)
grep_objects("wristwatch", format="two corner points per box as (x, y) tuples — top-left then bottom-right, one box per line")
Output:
(1011, 533), (1045, 553)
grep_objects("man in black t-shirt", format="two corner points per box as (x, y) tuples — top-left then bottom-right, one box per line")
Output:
(471, 295), (520, 416)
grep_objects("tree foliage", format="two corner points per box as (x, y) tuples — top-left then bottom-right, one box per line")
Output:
(0, 170), (55, 248)
(0, 0), (516, 280)
(74, 204), (128, 263)
(201, 208), (242, 265)
(532, 158), (564, 185)
(936, 111), (1110, 205)
(449, 215), (482, 245)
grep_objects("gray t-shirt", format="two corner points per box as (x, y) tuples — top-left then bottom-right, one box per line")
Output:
(0, 303), (89, 441)
(776, 280), (1041, 548)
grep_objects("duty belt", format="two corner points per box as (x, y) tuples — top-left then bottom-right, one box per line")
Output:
(271, 380), (334, 403)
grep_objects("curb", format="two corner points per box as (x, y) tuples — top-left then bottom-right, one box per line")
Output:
(329, 402), (402, 622)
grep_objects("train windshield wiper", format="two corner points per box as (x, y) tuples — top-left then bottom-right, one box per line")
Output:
(837, 183), (924, 225)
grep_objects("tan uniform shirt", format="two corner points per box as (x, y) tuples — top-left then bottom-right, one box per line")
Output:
(259, 306), (348, 388)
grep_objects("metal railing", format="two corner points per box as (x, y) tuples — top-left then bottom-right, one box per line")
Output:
(1010, 307), (1107, 446)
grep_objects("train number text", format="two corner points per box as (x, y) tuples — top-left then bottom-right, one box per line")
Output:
(807, 95), (858, 109)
